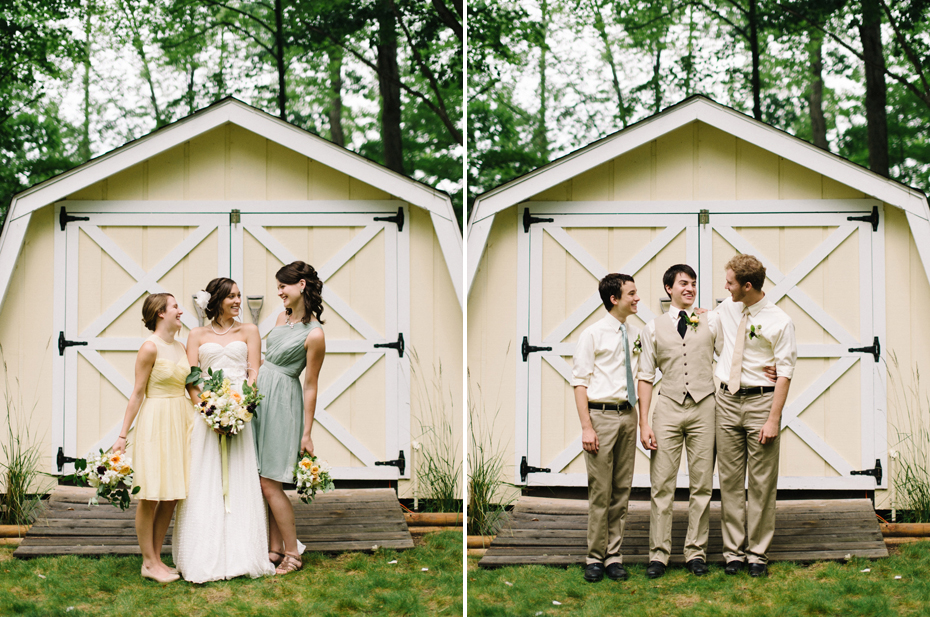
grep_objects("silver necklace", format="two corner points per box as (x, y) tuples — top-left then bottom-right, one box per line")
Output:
(211, 320), (235, 336)
(284, 314), (295, 329)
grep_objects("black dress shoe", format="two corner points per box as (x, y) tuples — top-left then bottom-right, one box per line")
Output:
(725, 560), (745, 575)
(646, 561), (666, 579)
(606, 563), (629, 581)
(584, 562), (605, 582)
(748, 563), (768, 578)
(685, 558), (708, 576)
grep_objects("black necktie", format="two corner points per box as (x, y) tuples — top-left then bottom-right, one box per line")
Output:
(678, 310), (688, 338)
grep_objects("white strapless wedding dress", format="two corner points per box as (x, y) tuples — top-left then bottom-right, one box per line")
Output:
(172, 341), (276, 583)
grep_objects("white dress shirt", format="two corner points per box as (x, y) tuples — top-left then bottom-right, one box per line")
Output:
(636, 305), (720, 383)
(713, 296), (797, 386)
(572, 312), (640, 404)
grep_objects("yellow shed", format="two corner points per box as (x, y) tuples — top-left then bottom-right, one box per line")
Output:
(0, 98), (462, 496)
(467, 95), (930, 507)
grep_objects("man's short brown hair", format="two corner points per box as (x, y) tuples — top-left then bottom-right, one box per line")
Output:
(599, 273), (634, 311)
(725, 254), (766, 291)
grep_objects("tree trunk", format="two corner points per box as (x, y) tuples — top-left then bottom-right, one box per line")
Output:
(653, 43), (662, 114)
(80, 0), (93, 162)
(534, 0), (549, 159)
(274, 0), (287, 120)
(377, 1), (405, 174)
(327, 46), (345, 147)
(590, 0), (626, 127)
(748, 0), (762, 121)
(859, 0), (889, 176)
(808, 30), (828, 150)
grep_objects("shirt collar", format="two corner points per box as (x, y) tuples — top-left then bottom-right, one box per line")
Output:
(668, 304), (692, 320)
(744, 296), (769, 317)
(601, 312), (627, 331)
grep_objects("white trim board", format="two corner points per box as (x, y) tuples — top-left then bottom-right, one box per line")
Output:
(466, 95), (930, 296)
(0, 98), (463, 312)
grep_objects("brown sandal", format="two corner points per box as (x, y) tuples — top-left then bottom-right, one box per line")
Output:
(268, 550), (284, 566)
(275, 553), (302, 575)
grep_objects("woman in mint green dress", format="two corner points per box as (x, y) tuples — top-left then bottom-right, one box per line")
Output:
(253, 261), (325, 575)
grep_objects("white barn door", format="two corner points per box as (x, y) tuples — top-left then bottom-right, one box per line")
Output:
(516, 203), (698, 486)
(516, 200), (885, 491)
(700, 205), (886, 489)
(232, 203), (410, 480)
(53, 201), (410, 481)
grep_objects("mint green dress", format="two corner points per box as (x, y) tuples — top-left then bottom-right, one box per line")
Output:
(253, 321), (321, 483)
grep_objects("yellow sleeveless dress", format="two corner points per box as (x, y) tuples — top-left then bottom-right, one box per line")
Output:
(131, 335), (194, 501)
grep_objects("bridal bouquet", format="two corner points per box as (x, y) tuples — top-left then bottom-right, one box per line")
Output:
(75, 449), (140, 510)
(188, 367), (264, 511)
(295, 453), (335, 504)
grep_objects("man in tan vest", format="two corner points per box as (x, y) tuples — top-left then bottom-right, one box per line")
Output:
(637, 264), (717, 578)
(715, 254), (796, 578)
(572, 273), (640, 583)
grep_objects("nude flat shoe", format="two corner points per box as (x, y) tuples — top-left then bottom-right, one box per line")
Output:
(141, 564), (180, 584)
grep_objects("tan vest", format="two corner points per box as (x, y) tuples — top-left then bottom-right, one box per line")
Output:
(654, 312), (716, 405)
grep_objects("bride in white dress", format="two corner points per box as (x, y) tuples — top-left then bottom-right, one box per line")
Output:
(173, 278), (276, 583)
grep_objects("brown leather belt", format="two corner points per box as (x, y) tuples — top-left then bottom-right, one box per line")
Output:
(588, 401), (632, 411)
(720, 384), (775, 396)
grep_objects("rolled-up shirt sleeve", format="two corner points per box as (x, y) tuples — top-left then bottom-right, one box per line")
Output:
(572, 329), (595, 387)
(772, 318), (797, 379)
(635, 323), (657, 383)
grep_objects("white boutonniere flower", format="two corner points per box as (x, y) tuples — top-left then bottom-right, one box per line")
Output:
(684, 313), (700, 332)
(632, 335), (642, 355)
(748, 324), (765, 341)
(194, 290), (211, 311)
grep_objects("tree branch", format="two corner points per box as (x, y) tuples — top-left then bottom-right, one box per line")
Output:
(877, 0), (930, 95)
(690, 0), (748, 38)
(218, 19), (275, 56)
(431, 0), (462, 41)
(199, 0), (275, 35)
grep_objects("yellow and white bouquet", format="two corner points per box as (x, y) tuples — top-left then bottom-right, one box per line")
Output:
(189, 367), (264, 511)
(295, 453), (335, 504)
(76, 449), (140, 510)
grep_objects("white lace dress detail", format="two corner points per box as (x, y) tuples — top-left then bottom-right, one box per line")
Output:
(172, 341), (276, 582)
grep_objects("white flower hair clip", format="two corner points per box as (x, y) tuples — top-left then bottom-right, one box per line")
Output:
(194, 290), (211, 311)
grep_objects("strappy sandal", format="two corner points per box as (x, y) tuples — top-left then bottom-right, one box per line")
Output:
(274, 553), (302, 575)
(268, 550), (284, 567)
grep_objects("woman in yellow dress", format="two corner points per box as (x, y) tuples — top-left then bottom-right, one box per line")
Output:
(112, 293), (193, 584)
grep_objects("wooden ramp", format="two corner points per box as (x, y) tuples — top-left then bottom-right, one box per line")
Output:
(479, 497), (887, 568)
(14, 485), (413, 558)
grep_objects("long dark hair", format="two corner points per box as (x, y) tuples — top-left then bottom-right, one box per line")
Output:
(277, 261), (324, 324)
(202, 278), (237, 322)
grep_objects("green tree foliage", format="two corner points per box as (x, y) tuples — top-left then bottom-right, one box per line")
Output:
(0, 1), (83, 226)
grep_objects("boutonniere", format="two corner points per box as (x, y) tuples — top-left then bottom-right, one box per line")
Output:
(632, 335), (642, 355)
(748, 324), (765, 341)
(684, 313), (700, 332)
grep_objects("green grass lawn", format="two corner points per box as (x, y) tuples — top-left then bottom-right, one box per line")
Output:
(0, 531), (462, 617)
(468, 542), (930, 616)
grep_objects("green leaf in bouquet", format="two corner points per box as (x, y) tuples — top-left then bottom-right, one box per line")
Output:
(186, 366), (203, 386)
(131, 486), (140, 495)
(74, 458), (87, 472)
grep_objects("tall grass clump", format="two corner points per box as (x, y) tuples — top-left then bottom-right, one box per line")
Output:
(468, 375), (515, 536)
(410, 349), (461, 513)
(0, 345), (49, 526)
(888, 352), (930, 522)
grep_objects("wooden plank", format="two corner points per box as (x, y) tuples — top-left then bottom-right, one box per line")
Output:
(480, 496), (887, 568)
(16, 486), (413, 558)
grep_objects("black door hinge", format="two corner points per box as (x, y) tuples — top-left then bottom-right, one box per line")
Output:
(698, 209), (710, 225)
(523, 208), (553, 233)
(847, 206), (879, 232)
(376, 450), (406, 475)
(522, 336), (552, 362)
(374, 332), (405, 358)
(58, 332), (88, 356)
(374, 207), (404, 232)
(851, 459), (882, 485)
(59, 207), (89, 231)
(520, 456), (551, 482)
(230, 208), (241, 224)
(849, 336), (881, 363)
(57, 447), (77, 473)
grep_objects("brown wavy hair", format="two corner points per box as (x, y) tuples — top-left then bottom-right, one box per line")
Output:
(142, 293), (174, 331)
(277, 261), (324, 324)
(725, 254), (766, 291)
(202, 278), (237, 322)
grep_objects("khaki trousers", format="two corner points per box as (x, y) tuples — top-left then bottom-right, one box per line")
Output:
(715, 389), (780, 564)
(648, 393), (716, 564)
(585, 407), (637, 566)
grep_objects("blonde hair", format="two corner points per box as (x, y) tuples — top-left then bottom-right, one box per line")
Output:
(142, 293), (174, 331)
(725, 254), (766, 291)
